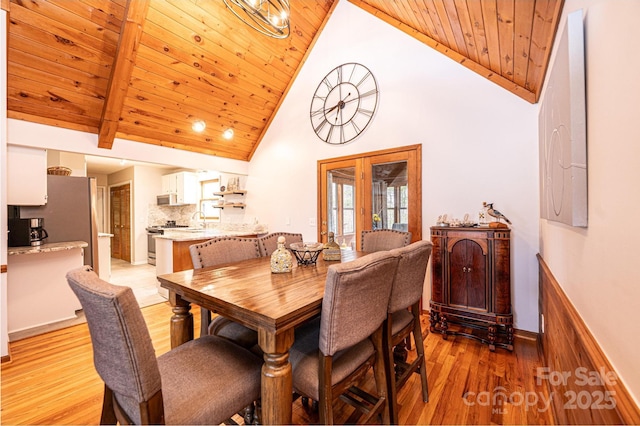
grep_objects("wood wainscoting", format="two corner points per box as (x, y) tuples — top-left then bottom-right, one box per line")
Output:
(538, 254), (640, 424)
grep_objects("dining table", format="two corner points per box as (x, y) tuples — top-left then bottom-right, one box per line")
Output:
(157, 248), (366, 425)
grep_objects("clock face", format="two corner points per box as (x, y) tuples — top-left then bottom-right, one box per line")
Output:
(310, 63), (379, 144)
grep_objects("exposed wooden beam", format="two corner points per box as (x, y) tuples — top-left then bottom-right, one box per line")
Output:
(349, 0), (537, 104)
(98, 0), (149, 149)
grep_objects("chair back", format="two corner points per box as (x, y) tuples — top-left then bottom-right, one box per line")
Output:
(360, 229), (412, 252)
(319, 251), (399, 356)
(258, 232), (304, 257)
(388, 240), (433, 313)
(190, 236), (261, 269)
(66, 266), (161, 423)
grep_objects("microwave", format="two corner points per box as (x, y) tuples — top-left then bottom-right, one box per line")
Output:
(157, 193), (180, 206)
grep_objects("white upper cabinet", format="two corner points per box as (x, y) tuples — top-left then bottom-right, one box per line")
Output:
(7, 145), (48, 205)
(161, 172), (198, 204)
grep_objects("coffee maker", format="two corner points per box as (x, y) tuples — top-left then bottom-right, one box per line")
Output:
(29, 218), (48, 246)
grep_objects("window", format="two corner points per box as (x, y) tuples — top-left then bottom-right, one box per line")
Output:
(198, 179), (221, 220)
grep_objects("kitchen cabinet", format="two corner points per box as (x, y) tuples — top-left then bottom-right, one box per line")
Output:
(7, 145), (47, 205)
(429, 226), (513, 351)
(161, 172), (198, 204)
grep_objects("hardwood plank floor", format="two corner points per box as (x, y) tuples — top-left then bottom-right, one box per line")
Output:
(1, 302), (553, 425)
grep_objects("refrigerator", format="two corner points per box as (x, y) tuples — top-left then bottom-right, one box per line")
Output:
(20, 175), (100, 274)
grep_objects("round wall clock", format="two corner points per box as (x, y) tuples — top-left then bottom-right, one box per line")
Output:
(310, 62), (379, 144)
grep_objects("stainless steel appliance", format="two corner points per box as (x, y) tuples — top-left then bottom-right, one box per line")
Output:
(157, 193), (178, 206)
(20, 175), (99, 270)
(29, 218), (49, 246)
(146, 221), (189, 265)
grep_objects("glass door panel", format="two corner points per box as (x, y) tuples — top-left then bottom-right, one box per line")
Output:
(370, 161), (408, 231)
(320, 160), (360, 249)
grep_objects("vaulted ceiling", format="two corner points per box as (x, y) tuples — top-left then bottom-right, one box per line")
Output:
(4, 0), (564, 161)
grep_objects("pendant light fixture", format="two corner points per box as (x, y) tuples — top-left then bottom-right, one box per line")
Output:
(223, 0), (290, 39)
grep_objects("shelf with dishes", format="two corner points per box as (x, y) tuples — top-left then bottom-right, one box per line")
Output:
(212, 189), (246, 209)
(213, 202), (245, 209)
(213, 190), (247, 197)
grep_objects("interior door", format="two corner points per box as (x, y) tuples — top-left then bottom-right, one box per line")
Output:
(110, 183), (131, 262)
(319, 158), (362, 250)
(319, 145), (422, 250)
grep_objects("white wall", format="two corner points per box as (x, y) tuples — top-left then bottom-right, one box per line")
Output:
(539, 0), (640, 405)
(247, 0), (540, 331)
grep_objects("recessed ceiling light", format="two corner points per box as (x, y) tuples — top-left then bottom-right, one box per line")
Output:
(223, 128), (234, 140)
(192, 120), (206, 132)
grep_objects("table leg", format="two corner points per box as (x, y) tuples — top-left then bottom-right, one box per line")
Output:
(258, 328), (294, 425)
(169, 292), (193, 349)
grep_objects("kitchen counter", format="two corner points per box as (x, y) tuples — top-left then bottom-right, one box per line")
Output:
(7, 241), (85, 338)
(8, 240), (88, 256)
(155, 228), (263, 241)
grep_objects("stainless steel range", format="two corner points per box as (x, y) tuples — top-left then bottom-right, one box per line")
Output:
(146, 221), (189, 265)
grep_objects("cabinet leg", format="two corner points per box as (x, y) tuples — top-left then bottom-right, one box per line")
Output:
(440, 315), (448, 340)
(429, 311), (439, 333)
(488, 325), (497, 352)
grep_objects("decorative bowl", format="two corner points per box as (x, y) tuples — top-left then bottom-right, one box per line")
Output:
(289, 242), (324, 265)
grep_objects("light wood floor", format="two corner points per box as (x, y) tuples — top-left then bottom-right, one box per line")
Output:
(1, 302), (553, 425)
(109, 258), (166, 308)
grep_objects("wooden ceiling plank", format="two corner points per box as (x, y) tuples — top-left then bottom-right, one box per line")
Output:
(430, 0), (462, 53)
(496, 0), (515, 81)
(129, 65), (275, 122)
(46, 0), (124, 34)
(350, 0), (535, 103)
(413, 0), (441, 43)
(134, 43), (280, 109)
(8, 61), (107, 100)
(8, 22), (114, 76)
(442, 0), (469, 57)
(453, 0), (480, 64)
(8, 46), (108, 92)
(8, 0), (118, 55)
(98, 0), (150, 150)
(466, 0), (492, 69)
(512, 0), (535, 88)
(7, 95), (101, 128)
(124, 81), (268, 131)
(116, 118), (256, 151)
(392, 1), (425, 33)
(527, 0), (563, 101)
(7, 110), (98, 133)
(147, 1), (295, 85)
(162, 0), (302, 76)
(138, 26), (287, 102)
(8, 75), (104, 114)
(424, 0), (453, 48)
(480, 0), (502, 74)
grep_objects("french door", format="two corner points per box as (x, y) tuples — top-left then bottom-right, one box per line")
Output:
(318, 145), (422, 250)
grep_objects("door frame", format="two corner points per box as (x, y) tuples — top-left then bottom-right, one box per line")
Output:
(318, 144), (422, 249)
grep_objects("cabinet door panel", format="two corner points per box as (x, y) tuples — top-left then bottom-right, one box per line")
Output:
(466, 241), (487, 310)
(449, 241), (468, 306)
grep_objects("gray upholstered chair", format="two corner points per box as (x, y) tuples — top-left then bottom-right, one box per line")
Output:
(257, 232), (303, 257)
(66, 266), (262, 425)
(384, 240), (433, 423)
(189, 237), (261, 348)
(289, 251), (400, 425)
(360, 229), (412, 252)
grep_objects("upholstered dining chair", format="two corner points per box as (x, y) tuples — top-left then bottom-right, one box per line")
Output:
(189, 237), (261, 348)
(66, 266), (262, 425)
(360, 229), (412, 252)
(384, 240), (433, 423)
(289, 251), (400, 425)
(257, 232), (303, 257)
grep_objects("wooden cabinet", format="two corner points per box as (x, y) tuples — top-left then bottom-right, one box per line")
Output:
(7, 145), (48, 205)
(429, 226), (513, 351)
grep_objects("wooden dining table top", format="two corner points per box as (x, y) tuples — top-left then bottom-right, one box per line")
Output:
(157, 249), (366, 334)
